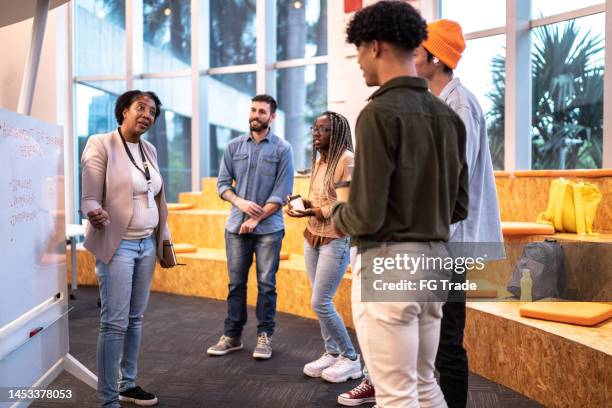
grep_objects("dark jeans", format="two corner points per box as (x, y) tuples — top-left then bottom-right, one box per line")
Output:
(223, 229), (284, 338)
(435, 286), (468, 408)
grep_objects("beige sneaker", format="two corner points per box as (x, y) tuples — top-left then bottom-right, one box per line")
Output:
(207, 335), (243, 356)
(252, 333), (272, 359)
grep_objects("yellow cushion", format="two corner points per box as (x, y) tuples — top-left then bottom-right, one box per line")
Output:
(501, 221), (555, 236)
(519, 302), (612, 326)
(167, 203), (195, 211)
(173, 243), (197, 253)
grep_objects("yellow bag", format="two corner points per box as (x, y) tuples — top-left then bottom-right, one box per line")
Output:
(536, 178), (602, 235)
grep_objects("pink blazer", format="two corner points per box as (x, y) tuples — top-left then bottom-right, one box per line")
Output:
(80, 130), (171, 264)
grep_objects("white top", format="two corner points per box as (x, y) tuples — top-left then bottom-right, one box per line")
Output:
(123, 141), (163, 240)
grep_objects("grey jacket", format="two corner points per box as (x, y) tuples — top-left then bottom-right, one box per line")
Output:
(440, 78), (505, 257)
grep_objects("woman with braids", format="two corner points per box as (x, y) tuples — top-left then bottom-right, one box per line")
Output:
(286, 111), (361, 383)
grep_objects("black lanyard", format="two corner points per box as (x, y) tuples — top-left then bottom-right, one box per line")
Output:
(118, 128), (151, 182)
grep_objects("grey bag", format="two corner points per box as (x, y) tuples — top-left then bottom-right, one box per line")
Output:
(507, 239), (565, 300)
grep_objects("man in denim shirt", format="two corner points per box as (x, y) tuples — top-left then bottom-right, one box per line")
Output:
(207, 95), (294, 360)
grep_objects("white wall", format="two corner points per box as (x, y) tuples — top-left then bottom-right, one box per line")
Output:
(0, 8), (61, 123)
(0, 3), (73, 220)
(327, 0), (427, 146)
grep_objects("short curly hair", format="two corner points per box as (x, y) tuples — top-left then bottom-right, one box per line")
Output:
(114, 90), (162, 125)
(346, 1), (427, 52)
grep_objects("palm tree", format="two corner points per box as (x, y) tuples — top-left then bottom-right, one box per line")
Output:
(487, 20), (604, 169)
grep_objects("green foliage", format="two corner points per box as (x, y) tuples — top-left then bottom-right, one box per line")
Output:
(487, 20), (604, 169)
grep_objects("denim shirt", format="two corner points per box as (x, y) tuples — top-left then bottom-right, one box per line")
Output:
(440, 78), (505, 258)
(217, 132), (294, 235)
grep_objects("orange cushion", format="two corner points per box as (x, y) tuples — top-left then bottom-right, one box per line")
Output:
(167, 203), (195, 211)
(519, 302), (612, 326)
(501, 221), (555, 236)
(173, 243), (197, 253)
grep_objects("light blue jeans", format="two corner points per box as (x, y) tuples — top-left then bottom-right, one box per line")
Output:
(304, 237), (356, 359)
(95, 235), (156, 408)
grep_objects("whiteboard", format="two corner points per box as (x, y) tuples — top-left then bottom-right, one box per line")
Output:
(0, 108), (68, 406)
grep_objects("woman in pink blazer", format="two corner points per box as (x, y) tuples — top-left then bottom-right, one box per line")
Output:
(81, 90), (173, 408)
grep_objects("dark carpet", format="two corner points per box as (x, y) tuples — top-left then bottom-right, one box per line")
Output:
(32, 286), (542, 408)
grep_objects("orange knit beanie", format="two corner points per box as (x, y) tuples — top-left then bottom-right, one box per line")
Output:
(422, 19), (466, 70)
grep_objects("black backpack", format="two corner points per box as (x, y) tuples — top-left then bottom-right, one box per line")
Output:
(507, 239), (565, 300)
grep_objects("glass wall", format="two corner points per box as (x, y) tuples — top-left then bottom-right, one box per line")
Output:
(74, 0), (126, 76)
(441, 0), (505, 33)
(455, 35), (506, 170)
(136, 77), (192, 201)
(207, 72), (257, 176)
(209, 0), (257, 67)
(72, 0), (330, 214)
(143, 0), (192, 71)
(441, 0), (608, 170)
(532, 0), (604, 18)
(530, 13), (605, 169)
(277, 64), (328, 170)
(276, 0), (327, 60)
(74, 80), (125, 210)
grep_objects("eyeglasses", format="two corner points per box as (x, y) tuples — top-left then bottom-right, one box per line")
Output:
(310, 126), (332, 134)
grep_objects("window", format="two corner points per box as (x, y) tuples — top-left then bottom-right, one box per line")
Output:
(72, 0), (330, 218)
(136, 77), (192, 201)
(143, 0), (191, 71)
(531, 0), (604, 18)
(276, 0), (327, 61)
(441, 0), (505, 33)
(74, 0), (126, 76)
(210, 0), (257, 67)
(277, 64), (328, 170)
(530, 13), (605, 169)
(207, 72), (257, 176)
(75, 81), (125, 214)
(455, 35), (506, 170)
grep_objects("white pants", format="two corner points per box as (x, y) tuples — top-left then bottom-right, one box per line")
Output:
(350, 246), (448, 408)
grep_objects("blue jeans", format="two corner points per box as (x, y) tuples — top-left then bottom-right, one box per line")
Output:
(95, 235), (156, 408)
(224, 230), (284, 337)
(304, 237), (356, 359)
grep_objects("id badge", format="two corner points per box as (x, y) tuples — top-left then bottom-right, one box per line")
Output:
(147, 186), (156, 208)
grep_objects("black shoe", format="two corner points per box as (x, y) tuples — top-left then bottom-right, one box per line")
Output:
(119, 386), (158, 406)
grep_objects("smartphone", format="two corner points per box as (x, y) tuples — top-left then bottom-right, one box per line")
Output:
(289, 195), (306, 211)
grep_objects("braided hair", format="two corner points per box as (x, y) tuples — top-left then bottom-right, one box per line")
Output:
(309, 111), (354, 199)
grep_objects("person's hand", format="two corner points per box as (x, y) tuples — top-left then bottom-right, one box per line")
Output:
(234, 198), (264, 219)
(285, 208), (323, 219)
(286, 195), (312, 209)
(160, 259), (173, 268)
(87, 208), (110, 229)
(286, 208), (312, 218)
(239, 218), (260, 234)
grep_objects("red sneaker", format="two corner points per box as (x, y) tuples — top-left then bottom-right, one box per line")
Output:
(337, 378), (376, 406)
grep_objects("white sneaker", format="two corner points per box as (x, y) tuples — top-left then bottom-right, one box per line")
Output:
(321, 355), (362, 383)
(303, 353), (340, 377)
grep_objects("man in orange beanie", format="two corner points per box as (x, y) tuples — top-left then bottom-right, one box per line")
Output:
(339, 19), (504, 408)
(415, 18), (504, 408)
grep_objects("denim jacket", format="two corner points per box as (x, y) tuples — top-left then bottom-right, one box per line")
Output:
(217, 132), (294, 235)
(440, 78), (505, 258)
